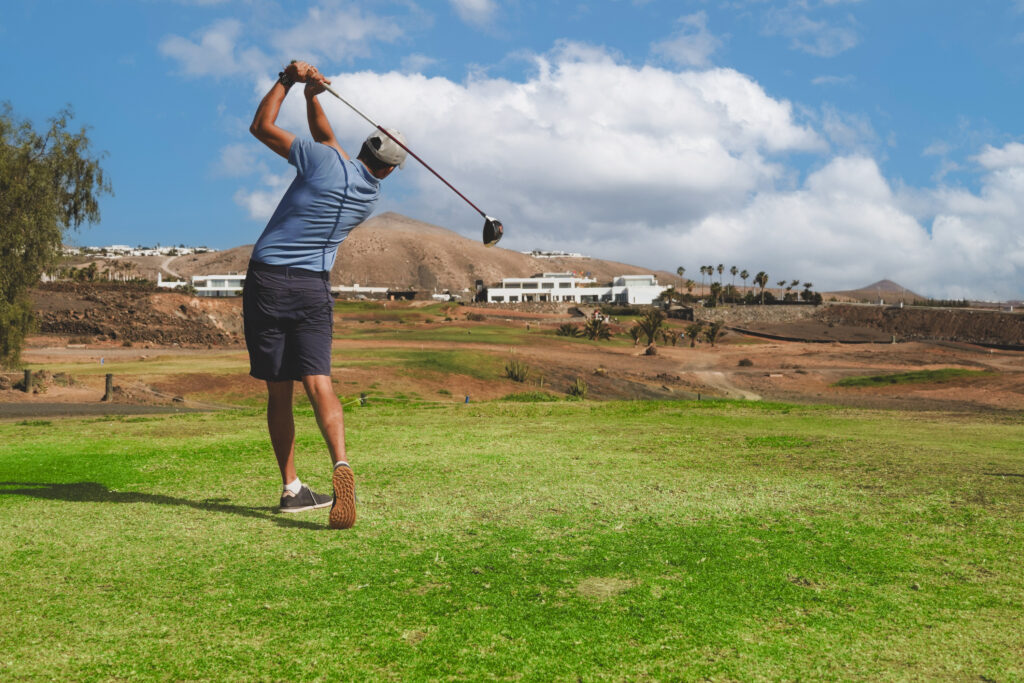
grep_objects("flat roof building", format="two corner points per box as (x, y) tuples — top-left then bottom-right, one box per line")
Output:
(486, 273), (666, 305)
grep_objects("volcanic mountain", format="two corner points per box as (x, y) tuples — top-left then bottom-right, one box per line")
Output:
(169, 212), (676, 294)
(832, 279), (926, 303)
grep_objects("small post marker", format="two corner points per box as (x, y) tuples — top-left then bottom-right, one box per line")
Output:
(103, 373), (114, 402)
(23, 370), (31, 393)
(359, 392), (367, 406)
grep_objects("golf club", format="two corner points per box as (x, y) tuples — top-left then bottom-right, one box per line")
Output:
(315, 80), (504, 248)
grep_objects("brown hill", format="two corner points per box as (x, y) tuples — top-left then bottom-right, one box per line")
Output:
(831, 279), (926, 303)
(169, 212), (675, 294)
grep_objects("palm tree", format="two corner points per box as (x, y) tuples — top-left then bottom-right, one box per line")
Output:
(583, 318), (612, 341)
(730, 265), (738, 289)
(754, 271), (769, 305)
(685, 279), (695, 295)
(790, 279), (800, 289)
(709, 282), (722, 307)
(685, 322), (704, 347)
(698, 266), (708, 294)
(717, 264), (724, 284)
(740, 269), (749, 294)
(635, 309), (667, 346)
(676, 266), (686, 290)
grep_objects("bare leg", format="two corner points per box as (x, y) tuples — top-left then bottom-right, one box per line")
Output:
(266, 380), (297, 485)
(301, 374), (347, 465)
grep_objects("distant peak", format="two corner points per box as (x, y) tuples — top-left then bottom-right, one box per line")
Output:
(862, 279), (907, 292)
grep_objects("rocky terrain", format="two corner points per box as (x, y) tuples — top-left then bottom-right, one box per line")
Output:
(30, 282), (242, 347)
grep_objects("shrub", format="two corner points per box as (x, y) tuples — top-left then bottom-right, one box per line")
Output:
(738, 358), (753, 367)
(704, 321), (727, 347)
(582, 318), (612, 341)
(466, 312), (486, 322)
(504, 359), (530, 382)
(556, 323), (582, 337)
(567, 377), (588, 399)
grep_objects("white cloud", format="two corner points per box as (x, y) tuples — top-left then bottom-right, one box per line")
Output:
(685, 152), (1024, 300)
(811, 74), (854, 86)
(229, 43), (1021, 300)
(973, 142), (1024, 169)
(819, 104), (876, 152)
(650, 12), (722, 68)
(272, 6), (404, 65)
(240, 44), (821, 256)
(234, 169), (293, 221)
(161, 6), (406, 79)
(159, 19), (271, 78)
(400, 53), (440, 74)
(213, 143), (267, 178)
(449, 0), (498, 28)
(762, 6), (860, 57)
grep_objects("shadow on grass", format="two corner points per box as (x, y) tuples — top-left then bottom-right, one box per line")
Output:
(0, 481), (326, 531)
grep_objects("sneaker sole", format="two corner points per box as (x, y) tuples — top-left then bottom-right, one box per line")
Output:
(329, 463), (356, 529)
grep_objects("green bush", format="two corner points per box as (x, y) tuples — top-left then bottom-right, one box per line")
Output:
(504, 359), (530, 382)
(566, 377), (588, 399)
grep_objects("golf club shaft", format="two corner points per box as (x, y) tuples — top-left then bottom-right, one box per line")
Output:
(319, 82), (488, 219)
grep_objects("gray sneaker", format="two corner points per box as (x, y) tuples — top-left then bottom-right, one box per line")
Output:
(279, 484), (332, 513)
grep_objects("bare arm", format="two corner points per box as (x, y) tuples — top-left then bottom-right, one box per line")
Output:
(250, 79), (296, 160)
(305, 78), (348, 159)
(249, 61), (320, 159)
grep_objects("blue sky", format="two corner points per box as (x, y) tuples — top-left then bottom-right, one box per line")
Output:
(2, 0), (1023, 299)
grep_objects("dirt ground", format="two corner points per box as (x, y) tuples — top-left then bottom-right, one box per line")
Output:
(5, 288), (1023, 418)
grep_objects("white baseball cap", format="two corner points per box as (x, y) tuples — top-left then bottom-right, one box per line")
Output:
(365, 128), (408, 169)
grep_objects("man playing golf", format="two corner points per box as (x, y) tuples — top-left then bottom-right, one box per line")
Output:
(246, 60), (406, 528)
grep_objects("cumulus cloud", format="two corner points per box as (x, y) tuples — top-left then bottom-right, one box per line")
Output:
(161, 5), (407, 79)
(213, 143), (267, 178)
(159, 19), (271, 78)
(684, 151), (1024, 300)
(229, 43), (1021, 300)
(449, 0), (498, 28)
(400, 53), (440, 74)
(272, 5), (404, 64)
(973, 142), (1024, 169)
(650, 12), (722, 68)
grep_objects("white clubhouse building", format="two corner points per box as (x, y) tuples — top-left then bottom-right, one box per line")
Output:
(486, 272), (667, 305)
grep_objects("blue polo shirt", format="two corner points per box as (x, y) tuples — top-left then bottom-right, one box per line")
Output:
(251, 138), (380, 272)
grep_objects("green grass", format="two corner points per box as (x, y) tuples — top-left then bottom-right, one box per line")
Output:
(835, 367), (993, 387)
(333, 301), (454, 322)
(335, 322), (536, 345)
(26, 351), (250, 377)
(1, 401), (1023, 680)
(333, 348), (504, 381)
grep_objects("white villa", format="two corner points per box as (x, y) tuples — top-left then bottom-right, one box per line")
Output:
(157, 272), (245, 297)
(486, 272), (667, 305)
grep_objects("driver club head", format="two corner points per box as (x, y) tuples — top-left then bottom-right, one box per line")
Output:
(483, 216), (504, 247)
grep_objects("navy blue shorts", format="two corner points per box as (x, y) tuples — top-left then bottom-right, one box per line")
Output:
(243, 263), (335, 382)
